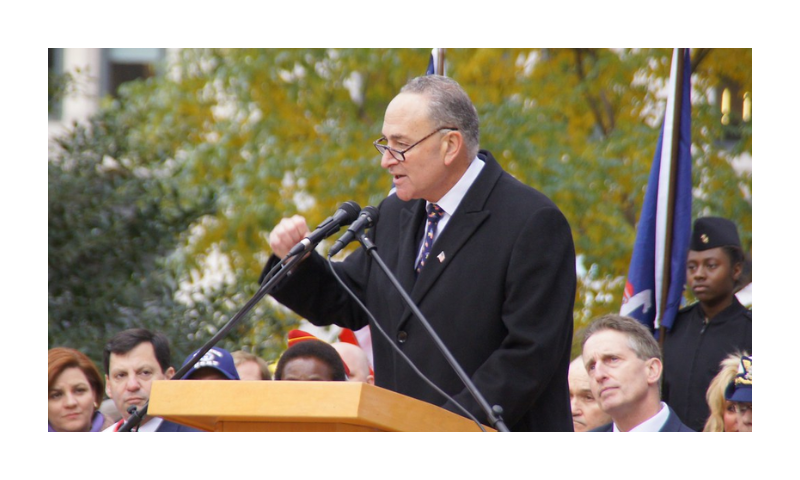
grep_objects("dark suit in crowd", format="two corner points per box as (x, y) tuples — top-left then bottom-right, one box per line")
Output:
(591, 405), (695, 432)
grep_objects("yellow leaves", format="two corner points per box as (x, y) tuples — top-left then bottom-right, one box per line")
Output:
(108, 49), (750, 349)
(696, 48), (751, 91)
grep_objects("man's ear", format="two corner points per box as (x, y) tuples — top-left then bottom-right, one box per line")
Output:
(164, 366), (175, 380)
(105, 375), (112, 398)
(646, 358), (662, 386)
(442, 130), (463, 166)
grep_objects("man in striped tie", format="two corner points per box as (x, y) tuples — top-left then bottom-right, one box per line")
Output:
(264, 75), (576, 431)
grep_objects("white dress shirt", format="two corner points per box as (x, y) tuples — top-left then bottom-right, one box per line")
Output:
(415, 156), (484, 263)
(612, 402), (670, 432)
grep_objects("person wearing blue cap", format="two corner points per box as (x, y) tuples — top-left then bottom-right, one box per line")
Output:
(662, 217), (752, 432)
(180, 347), (241, 381)
(725, 354), (752, 432)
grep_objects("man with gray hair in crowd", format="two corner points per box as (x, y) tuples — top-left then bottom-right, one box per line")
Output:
(568, 356), (611, 431)
(581, 314), (693, 432)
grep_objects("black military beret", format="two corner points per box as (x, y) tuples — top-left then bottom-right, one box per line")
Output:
(690, 217), (741, 251)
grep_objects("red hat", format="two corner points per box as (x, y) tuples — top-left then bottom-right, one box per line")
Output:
(338, 328), (360, 346)
(287, 329), (351, 378)
(338, 329), (373, 376)
(287, 329), (319, 348)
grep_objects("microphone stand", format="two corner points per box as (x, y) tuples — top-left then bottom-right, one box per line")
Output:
(117, 246), (309, 431)
(357, 234), (510, 432)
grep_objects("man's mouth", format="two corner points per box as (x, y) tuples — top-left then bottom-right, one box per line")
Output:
(599, 386), (617, 398)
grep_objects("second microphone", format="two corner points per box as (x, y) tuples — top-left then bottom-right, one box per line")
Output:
(328, 206), (379, 257)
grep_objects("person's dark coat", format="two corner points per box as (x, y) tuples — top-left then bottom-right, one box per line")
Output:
(264, 151), (576, 431)
(662, 298), (752, 431)
(591, 405), (695, 432)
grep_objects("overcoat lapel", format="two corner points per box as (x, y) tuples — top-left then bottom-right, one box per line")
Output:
(397, 200), (426, 294)
(396, 151), (503, 331)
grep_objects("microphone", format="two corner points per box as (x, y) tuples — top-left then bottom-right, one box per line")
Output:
(328, 206), (379, 257)
(286, 201), (361, 257)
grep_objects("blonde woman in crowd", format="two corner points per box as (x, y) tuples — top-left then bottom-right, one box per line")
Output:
(703, 351), (746, 432)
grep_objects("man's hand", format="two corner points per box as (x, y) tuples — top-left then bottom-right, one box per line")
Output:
(268, 215), (310, 259)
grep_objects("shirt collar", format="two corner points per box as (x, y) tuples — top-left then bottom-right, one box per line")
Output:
(136, 417), (163, 432)
(104, 416), (163, 432)
(427, 155), (484, 216)
(613, 402), (670, 432)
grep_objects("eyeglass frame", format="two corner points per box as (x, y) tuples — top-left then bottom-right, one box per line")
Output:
(373, 127), (459, 162)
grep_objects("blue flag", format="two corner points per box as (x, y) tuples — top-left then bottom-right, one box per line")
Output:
(427, 48), (445, 76)
(621, 49), (692, 332)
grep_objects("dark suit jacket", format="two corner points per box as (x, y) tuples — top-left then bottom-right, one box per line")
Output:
(266, 150), (576, 431)
(591, 405), (695, 432)
(156, 419), (202, 432)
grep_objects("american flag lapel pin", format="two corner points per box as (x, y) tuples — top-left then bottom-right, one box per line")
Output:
(437, 251), (445, 263)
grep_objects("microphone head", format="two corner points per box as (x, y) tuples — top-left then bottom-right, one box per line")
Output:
(338, 201), (362, 225)
(360, 206), (379, 227)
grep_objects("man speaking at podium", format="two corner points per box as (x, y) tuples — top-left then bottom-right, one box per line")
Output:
(262, 75), (576, 431)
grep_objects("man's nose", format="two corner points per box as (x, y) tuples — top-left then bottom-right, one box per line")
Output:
(380, 150), (399, 169)
(126, 375), (141, 391)
(592, 364), (607, 381)
(570, 397), (581, 415)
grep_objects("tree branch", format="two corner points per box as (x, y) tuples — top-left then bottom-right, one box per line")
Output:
(691, 48), (712, 73)
(573, 49), (610, 138)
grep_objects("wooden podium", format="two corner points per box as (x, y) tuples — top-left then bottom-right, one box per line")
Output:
(149, 380), (493, 432)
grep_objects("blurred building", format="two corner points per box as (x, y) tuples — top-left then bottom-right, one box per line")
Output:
(48, 48), (174, 148)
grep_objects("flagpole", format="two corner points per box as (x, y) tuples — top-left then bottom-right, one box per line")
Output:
(657, 48), (687, 346)
(620, 48), (691, 336)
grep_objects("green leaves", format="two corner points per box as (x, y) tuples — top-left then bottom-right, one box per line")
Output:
(49, 49), (751, 364)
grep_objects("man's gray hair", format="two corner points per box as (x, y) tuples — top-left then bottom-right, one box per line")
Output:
(401, 75), (480, 159)
(581, 314), (661, 362)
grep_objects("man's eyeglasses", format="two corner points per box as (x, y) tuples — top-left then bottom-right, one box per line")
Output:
(373, 127), (458, 162)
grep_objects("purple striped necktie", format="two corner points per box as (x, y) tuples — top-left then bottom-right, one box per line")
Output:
(415, 203), (444, 275)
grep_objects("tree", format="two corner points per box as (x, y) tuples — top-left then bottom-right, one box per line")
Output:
(48, 48), (751, 363)
(48, 101), (218, 366)
(445, 49), (751, 352)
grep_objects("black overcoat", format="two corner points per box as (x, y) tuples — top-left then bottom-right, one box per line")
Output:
(264, 150), (576, 431)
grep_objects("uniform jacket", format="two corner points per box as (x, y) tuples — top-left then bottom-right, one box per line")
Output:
(265, 150), (576, 431)
(662, 297), (752, 431)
